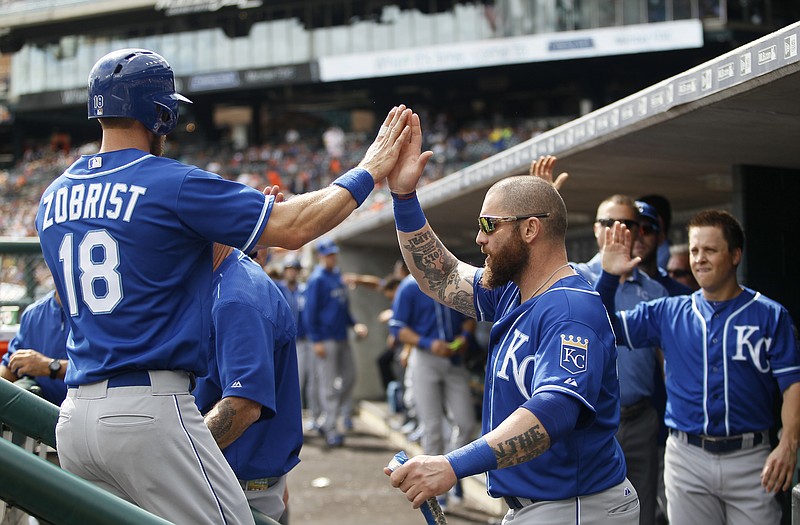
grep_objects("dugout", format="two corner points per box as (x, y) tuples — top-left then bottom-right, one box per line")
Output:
(326, 21), (800, 401)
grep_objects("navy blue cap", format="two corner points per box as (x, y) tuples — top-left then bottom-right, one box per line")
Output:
(283, 256), (302, 270)
(316, 238), (339, 256)
(635, 201), (660, 229)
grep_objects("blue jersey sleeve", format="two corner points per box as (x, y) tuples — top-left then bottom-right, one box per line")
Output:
(528, 319), (608, 428)
(389, 279), (416, 336)
(176, 169), (272, 254)
(214, 301), (277, 420)
(769, 306), (800, 392)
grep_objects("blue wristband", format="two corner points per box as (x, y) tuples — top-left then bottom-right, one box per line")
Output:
(332, 168), (374, 208)
(445, 437), (497, 479)
(417, 336), (433, 350)
(392, 192), (427, 233)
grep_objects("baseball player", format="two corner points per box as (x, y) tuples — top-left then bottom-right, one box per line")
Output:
(194, 245), (302, 522)
(597, 211), (800, 525)
(303, 238), (367, 446)
(571, 195), (668, 525)
(277, 256), (319, 431)
(389, 274), (476, 510)
(34, 48), (411, 524)
(1, 290), (68, 405)
(383, 114), (638, 524)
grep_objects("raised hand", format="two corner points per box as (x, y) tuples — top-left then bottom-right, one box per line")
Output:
(358, 105), (412, 184)
(387, 112), (433, 195)
(600, 221), (640, 276)
(529, 155), (569, 191)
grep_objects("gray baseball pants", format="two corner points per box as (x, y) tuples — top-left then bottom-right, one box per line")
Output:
(501, 479), (639, 524)
(57, 370), (254, 525)
(315, 339), (355, 435)
(408, 348), (476, 455)
(664, 432), (780, 525)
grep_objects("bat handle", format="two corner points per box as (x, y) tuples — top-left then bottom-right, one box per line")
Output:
(387, 451), (448, 525)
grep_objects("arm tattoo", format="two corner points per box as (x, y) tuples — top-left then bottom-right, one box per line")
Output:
(402, 231), (476, 317)
(492, 423), (551, 469)
(206, 398), (236, 446)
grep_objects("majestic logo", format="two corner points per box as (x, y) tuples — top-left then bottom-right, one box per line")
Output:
(731, 325), (771, 373)
(231, 380), (243, 388)
(560, 334), (588, 374)
(563, 378), (578, 387)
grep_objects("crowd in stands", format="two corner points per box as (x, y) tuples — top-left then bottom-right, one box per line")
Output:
(0, 113), (567, 239)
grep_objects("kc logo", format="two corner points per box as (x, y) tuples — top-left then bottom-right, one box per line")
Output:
(560, 334), (588, 374)
(731, 325), (771, 373)
(497, 328), (535, 398)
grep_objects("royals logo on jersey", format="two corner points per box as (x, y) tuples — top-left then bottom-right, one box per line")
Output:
(560, 334), (588, 375)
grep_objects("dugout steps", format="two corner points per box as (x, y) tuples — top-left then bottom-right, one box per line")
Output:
(358, 399), (506, 518)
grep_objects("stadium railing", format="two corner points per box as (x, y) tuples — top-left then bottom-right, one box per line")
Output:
(0, 366), (280, 525)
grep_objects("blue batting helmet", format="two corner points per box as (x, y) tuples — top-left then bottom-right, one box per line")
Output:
(88, 49), (191, 135)
(316, 238), (339, 256)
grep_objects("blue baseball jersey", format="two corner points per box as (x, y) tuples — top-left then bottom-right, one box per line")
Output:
(3, 291), (69, 405)
(574, 254), (668, 405)
(194, 250), (302, 480)
(606, 284), (800, 436)
(35, 149), (272, 385)
(389, 275), (467, 364)
(277, 281), (307, 340)
(303, 265), (355, 342)
(473, 270), (626, 501)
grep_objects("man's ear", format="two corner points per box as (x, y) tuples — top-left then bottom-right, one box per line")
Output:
(731, 247), (743, 267)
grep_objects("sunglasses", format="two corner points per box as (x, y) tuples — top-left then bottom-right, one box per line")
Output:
(478, 213), (550, 235)
(668, 269), (692, 278)
(596, 218), (640, 231)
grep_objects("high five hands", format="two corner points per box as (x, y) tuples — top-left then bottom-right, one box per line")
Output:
(529, 155), (569, 190)
(600, 221), (641, 276)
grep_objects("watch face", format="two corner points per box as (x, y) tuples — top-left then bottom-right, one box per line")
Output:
(49, 360), (61, 372)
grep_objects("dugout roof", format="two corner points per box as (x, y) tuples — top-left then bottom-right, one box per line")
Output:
(331, 20), (800, 253)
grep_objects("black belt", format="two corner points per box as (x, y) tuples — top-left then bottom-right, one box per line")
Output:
(107, 370), (152, 388)
(670, 428), (766, 454)
(619, 397), (650, 421)
(504, 496), (538, 510)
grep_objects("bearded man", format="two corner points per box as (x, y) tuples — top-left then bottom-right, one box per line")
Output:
(381, 111), (639, 525)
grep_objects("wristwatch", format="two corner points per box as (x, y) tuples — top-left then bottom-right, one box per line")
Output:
(48, 359), (62, 379)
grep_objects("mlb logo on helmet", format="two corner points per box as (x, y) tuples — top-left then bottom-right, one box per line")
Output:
(560, 334), (588, 374)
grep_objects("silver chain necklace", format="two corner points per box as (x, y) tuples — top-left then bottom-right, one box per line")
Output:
(531, 263), (571, 298)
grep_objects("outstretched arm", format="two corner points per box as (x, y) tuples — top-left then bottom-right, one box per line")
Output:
(388, 113), (479, 317)
(595, 221), (640, 344)
(257, 106), (411, 250)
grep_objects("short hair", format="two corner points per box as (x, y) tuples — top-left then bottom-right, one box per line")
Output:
(687, 210), (744, 252)
(595, 194), (640, 221)
(98, 117), (138, 129)
(489, 176), (568, 240)
(638, 194), (672, 231)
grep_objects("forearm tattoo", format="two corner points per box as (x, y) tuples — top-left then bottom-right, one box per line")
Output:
(402, 231), (476, 317)
(206, 398), (236, 446)
(492, 423), (551, 469)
